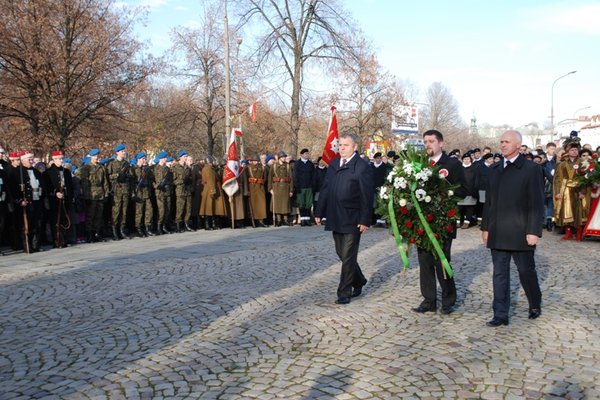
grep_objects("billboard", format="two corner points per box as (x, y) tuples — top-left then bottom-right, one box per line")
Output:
(392, 105), (419, 135)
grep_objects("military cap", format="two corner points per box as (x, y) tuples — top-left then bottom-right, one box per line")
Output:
(177, 150), (187, 159)
(51, 150), (63, 157)
(473, 148), (481, 152)
(71, 165), (77, 174)
(300, 148), (309, 154)
(114, 144), (126, 152)
(462, 152), (472, 160)
(64, 158), (71, 164)
(157, 151), (168, 159)
(494, 153), (502, 158)
(8, 152), (20, 160)
(166, 157), (174, 162)
(373, 152), (382, 158)
(387, 150), (396, 158)
(82, 156), (91, 165)
(88, 148), (100, 157)
(266, 155), (274, 163)
(277, 151), (287, 158)
(482, 153), (494, 160)
(129, 158), (136, 166)
(136, 151), (147, 160)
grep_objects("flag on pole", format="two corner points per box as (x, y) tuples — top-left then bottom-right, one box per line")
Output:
(321, 106), (339, 165)
(222, 128), (242, 197)
(249, 101), (257, 122)
(234, 128), (243, 136)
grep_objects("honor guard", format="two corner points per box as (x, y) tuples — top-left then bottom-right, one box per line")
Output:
(79, 148), (109, 243)
(153, 151), (174, 234)
(268, 151), (294, 226)
(132, 152), (154, 237)
(246, 154), (268, 227)
(107, 144), (133, 240)
(46, 151), (74, 248)
(172, 150), (194, 232)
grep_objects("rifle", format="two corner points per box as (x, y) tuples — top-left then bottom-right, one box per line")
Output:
(132, 166), (148, 202)
(54, 172), (71, 248)
(19, 166), (30, 254)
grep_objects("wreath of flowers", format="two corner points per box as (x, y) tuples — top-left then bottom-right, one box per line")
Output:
(575, 153), (599, 188)
(376, 147), (459, 275)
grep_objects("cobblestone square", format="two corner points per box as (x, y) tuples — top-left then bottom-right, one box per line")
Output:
(1, 226), (599, 399)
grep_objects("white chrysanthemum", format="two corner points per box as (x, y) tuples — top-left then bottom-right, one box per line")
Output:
(399, 199), (407, 207)
(393, 176), (407, 189)
(415, 188), (426, 201)
(402, 163), (413, 176)
(379, 186), (389, 199)
(415, 170), (430, 182)
(386, 170), (395, 182)
(424, 195), (432, 203)
(448, 190), (454, 196)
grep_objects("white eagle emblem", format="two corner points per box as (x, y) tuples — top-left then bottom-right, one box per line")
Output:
(329, 136), (339, 153)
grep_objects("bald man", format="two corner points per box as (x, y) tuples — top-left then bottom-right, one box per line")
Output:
(481, 130), (544, 327)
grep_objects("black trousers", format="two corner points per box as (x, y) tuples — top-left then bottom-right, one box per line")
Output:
(491, 249), (541, 320)
(416, 239), (456, 308)
(333, 231), (367, 299)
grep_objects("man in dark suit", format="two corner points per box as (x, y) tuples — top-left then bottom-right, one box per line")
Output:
(412, 130), (467, 315)
(315, 132), (374, 305)
(481, 130), (544, 327)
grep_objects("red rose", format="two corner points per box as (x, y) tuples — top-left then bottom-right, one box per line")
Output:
(446, 225), (454, 232)
(593, 153), (599, 160)
(400, 207), (409, 215)
(426, 214), (434, 222)
(416, 229), (425, 236)
(447, 208), (456, 217)
(405, 221), (414, 229)
(409, 238), (417, 244)
(434, 233), (440, 239)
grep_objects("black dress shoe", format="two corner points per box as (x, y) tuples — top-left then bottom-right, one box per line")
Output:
(486, 317), (509, 327)
(528, 309), (541, 319)
(335, 297), (351, 305)
(441, 306), (454, 315)
(411, 305), (436, 313)
(352, 279), (367, 297)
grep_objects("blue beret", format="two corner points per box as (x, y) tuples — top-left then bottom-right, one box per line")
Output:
(135, 151), (147, 160)
(71, 165), (77, 174)
(177, 150), (187, 159)
(82, 156), (90, 165)
(241, 160), (249, 165)
(129, 158), (136, 166)
(88, 148), (100, 157)
(114, 144), (126, 152)
(153, 156), (159, 164)
(157, 151), (168, 159)
(99, 158), (109, 165)
(266, 156), (274, 162)
(166, 157), (174, 162)
(63, 158), (71, 164)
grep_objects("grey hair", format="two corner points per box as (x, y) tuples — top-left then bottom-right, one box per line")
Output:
(339, 131), (359, 145)
(504, 130), (523, 144)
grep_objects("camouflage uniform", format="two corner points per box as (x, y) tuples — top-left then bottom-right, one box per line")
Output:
(106, 158), (133, 238)
(79, 162), (109, 242)
(171, 161), (193, 231)
(153, 162), (173, 234)
(132, 163), (154, 236)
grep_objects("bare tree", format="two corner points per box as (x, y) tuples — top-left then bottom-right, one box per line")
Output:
(0, 0), (154, 150)
(419, 82), (467, 139)
(240, 0), (357, 155)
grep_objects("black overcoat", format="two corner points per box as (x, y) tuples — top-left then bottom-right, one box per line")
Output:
(481, 155), (544, 251)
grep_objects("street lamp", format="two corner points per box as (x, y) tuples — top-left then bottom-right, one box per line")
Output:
(550, 70), (577, 138)
(572, 105), (591, 119)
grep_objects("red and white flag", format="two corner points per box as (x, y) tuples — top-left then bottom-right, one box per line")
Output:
(249, 101), (257, 123)
(321, 106), (339, 165)
(234, 128), (243, 136)
(222, 128), (242, 197)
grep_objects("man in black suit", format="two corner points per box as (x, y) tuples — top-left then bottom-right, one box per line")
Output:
(481, 130), (544, 327)
(412, 130), (467, 315)
(315, 132), (374, 305)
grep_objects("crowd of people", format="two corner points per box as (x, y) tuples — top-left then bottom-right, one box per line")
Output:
(1, 132), (598, 255)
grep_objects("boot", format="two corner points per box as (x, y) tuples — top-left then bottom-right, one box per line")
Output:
(576, 227), (584, 241)
(185, 221), (194, 232)
(137, 226), (147, 238)
(86, 231), (95, 243)
(120, 226), (130, 239)
(212, 217), (220, 230)
(205, 217), (213, 230)
(146, 225), (155, 236)
(112, 226), (120, 241)
(161, 224), (171, 235)
(175, 222), (183, 233)
(561, 227), (572, 240)
(255, 219), (267, 228)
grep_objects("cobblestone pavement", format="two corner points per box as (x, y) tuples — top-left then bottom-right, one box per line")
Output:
(0, 225), (599, 400)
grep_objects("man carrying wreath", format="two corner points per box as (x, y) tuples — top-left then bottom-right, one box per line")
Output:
(412, 130), (468, 315)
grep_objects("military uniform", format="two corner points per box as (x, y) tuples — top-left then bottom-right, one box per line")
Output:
(246, 159), (268, 225)
(46, 152), (74, 247)
(130, 152), (153, 237)
(171, 151), (193, 232)
(79, 149), (109, 242)
(294, 150), (315, 226)
(268, 154), (294, 226)
(199, 162), (226, 230)
(106, 145), (133, 239)
(153, 153), (173, 234)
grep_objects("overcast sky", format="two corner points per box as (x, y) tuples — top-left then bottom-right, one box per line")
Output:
(121, 0), (600, 128)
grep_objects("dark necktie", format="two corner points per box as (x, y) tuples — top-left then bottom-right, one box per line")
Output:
(341, 158), (347, 168)
(505, 160), (511, 168)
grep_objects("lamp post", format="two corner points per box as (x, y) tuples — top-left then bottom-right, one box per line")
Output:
(572, 105), (591, 119)
(550, 70), (576, 139)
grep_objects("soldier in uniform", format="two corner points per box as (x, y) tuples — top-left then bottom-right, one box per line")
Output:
(46, 151), (74, 248)
(246, 154), (268, 227)
(106, 144), (133, 240)
(294, 148), (315, 226)
(153, 151), (174, 234)
(79, 148), (109, 243)
(172, 150), (194, 232)
(268, 151), (294, 226)
(199, 156), (226, 230)
(0, 152), (10, 248)
(184, 154), (196, 230)
(9, 151), (48, 252)
(132, 152), (154, 237)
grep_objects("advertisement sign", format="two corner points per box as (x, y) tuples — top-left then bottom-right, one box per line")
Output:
(392, 105), (419, 135)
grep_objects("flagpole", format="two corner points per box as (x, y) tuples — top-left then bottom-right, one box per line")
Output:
(239, 115), (245, 160)
(223, 0), (231, 159)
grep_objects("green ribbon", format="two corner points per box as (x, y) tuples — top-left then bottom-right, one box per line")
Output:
(409, 182), (454, 278)
(388, 196), (410, 270)
(411, 161), (422, 173)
